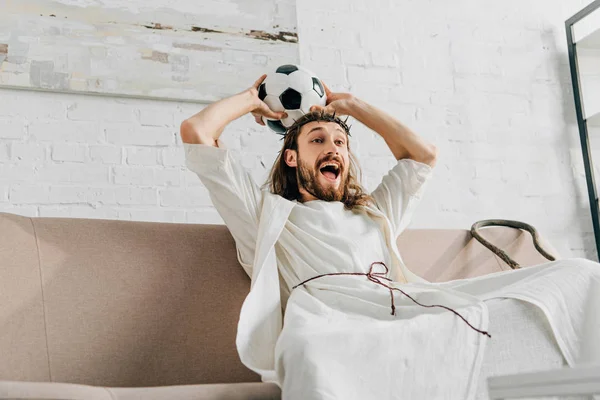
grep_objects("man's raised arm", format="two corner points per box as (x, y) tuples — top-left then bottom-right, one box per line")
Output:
(180, 75), (286, 146)
(309, 83), (438, 166)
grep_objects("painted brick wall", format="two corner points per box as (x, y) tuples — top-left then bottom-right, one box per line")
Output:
(0, 0), (597, 260)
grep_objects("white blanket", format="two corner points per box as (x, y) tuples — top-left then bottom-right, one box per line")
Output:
(275, 259), (600, 399)
(184, 142), (600, 399)
(475, 298), (565, 400)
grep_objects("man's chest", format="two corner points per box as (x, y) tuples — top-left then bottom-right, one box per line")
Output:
(285, 207), (391, 263)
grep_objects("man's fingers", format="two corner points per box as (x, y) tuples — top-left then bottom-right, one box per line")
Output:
(263, 108), (287, 120)
(253, 74), (267, 89)
(322, 81), (332, 97)
(254, 115), (265, 126)
(310, 104), (341, 115)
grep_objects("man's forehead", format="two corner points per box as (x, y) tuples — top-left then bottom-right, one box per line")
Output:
(301, 122), (346, 137)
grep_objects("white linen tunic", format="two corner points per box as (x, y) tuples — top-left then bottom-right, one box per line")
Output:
(184, 140), (600, 400)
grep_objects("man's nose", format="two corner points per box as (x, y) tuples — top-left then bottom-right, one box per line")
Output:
(325, 140), (339, 154)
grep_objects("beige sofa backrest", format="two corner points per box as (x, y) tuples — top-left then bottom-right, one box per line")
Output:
(0, 212), (558, 387)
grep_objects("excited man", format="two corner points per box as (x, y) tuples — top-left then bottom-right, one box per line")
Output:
(180, 75), (600, 399)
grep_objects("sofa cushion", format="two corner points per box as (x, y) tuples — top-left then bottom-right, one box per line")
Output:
(0, 380), (281, 400)
(0, 380), (113, 400)
(30, 215), (259, 386)
(109, 382), (281, 400)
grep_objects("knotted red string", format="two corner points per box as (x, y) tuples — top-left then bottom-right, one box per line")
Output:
(292, 261), (491, 338)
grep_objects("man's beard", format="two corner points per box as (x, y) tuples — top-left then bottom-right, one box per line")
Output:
(297, 156), (345, 202)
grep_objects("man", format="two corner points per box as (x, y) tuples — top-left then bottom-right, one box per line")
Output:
(180, 75), (600, 399)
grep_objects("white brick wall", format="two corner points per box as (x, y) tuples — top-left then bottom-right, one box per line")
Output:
(0, 0), (597, 261)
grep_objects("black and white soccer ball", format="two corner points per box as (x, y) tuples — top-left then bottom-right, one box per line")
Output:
(258, 64), (327, 135)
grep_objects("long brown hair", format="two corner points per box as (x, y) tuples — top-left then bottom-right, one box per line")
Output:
(261, 111), (375, 211)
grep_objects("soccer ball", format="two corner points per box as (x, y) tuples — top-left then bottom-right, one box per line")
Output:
(258, 64), (327, 135)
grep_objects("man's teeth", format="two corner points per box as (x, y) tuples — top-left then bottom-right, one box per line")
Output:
(320, 163), (340, 170)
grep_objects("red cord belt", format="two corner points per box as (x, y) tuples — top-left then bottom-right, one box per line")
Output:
(291, 261), (491, 338)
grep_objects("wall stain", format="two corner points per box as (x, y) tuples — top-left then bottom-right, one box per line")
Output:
(141, 50), (169, 64)
(191, 26), (222, 33)
(247, 30), (297, 43)
(191, 26), (298, 43)
(141, 24), (298, 43)
(143, 22), (173, 30)
(173, 42), (220, 52)
(0, 44), (8, 55)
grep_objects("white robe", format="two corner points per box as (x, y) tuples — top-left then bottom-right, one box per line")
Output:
(184, 140), (600, 400)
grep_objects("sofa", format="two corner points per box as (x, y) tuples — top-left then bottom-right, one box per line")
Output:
(0, 211), (560, 399)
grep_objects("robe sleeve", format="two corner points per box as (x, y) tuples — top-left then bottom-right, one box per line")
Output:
(183, 141), (262, 277)
(370, 158), (433, 238)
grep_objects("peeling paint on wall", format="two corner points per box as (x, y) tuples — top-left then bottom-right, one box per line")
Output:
(143, 22), (173, 30)
(247, 30), (298, 43)
(0, 0), (299, 103)
(188, 26), (299, 43)
(191, 26), (223, 34)
(138, 23), (299, 44)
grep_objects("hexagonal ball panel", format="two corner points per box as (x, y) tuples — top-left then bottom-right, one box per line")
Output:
(281, 109), (304, 128)
(263, 73), (287, 95)
(287, 70), (314, 93)
(263, 94), (284, 112)
(300, 90), (326, 114)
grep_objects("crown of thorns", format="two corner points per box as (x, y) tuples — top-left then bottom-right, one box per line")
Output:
(277, 110), (352, 140)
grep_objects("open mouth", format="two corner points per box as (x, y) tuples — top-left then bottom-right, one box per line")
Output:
(319, 163), (341, 182)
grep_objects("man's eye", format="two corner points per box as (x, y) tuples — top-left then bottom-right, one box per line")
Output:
(312, 139), (344, 145)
